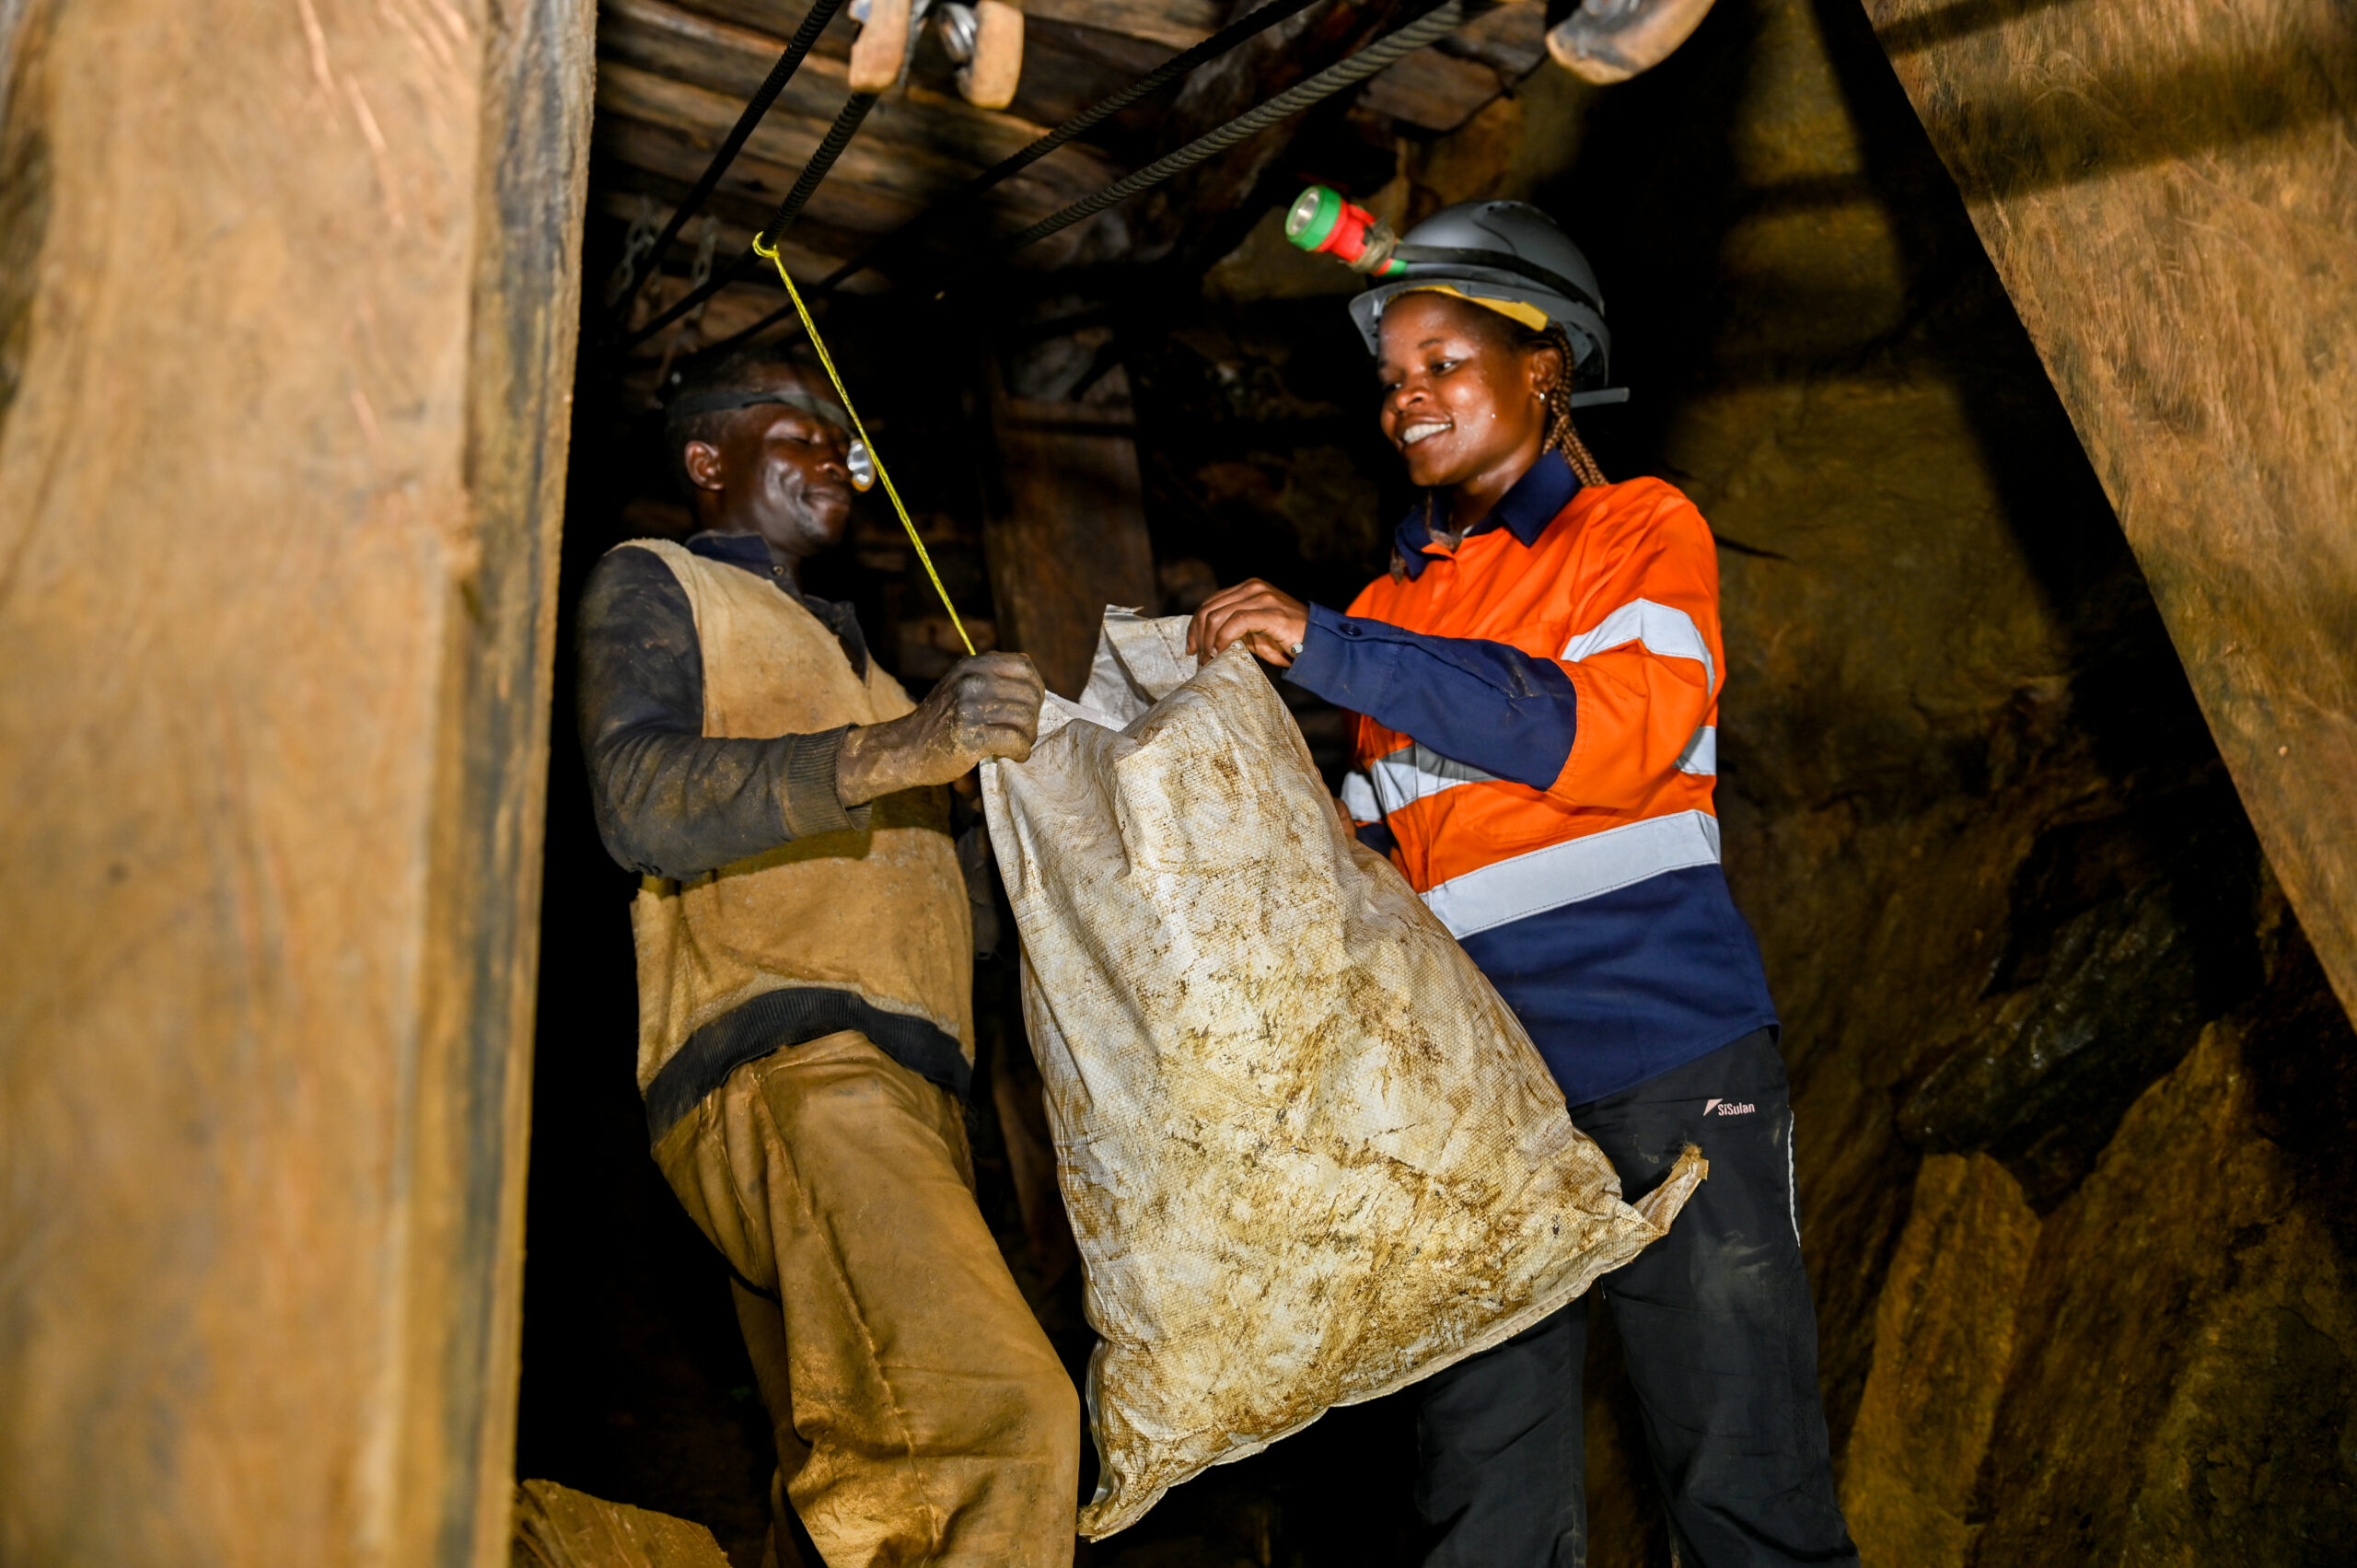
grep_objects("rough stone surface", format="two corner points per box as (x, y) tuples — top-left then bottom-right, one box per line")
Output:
(1840, 1155), (2038, 1566)
(512, 1479), (734, 1568)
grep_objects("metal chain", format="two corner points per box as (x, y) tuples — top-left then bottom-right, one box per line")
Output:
(600, 196), (660, 309)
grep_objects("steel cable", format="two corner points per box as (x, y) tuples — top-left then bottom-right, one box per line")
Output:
(635, 0), (1486, 355)
(610, 0), (849, 320)
(813, 0), (1330, 295)
(624, 91), (879, 350)
(993, 0), (1477, 257)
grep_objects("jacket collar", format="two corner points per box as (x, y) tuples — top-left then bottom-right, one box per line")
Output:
(685, 529), (775, 572)
(1391, 450), (1582, 581)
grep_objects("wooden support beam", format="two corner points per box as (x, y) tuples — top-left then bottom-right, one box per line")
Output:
(591, 180), (861, 286)
(598, 0), (1117, 190)
(592, 80), (931, 224)
(0, 0), (594, 1562)
(1859, 0), (2357, 1020)
(1361, 4), (1545, 131)
(983, 376), (1157, 698)
(1022, 0), (1226, 52)
(1123, 0), (1430, 268)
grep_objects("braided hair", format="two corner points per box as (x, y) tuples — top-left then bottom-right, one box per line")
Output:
(1523, 319), (1609, 488)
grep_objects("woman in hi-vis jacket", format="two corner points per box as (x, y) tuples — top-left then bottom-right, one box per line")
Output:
(1190, 200), (1860, 1568)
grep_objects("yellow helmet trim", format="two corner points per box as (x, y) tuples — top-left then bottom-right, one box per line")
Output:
(1397, 284), (1550, 334)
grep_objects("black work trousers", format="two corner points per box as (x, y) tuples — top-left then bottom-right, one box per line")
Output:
(1410, 1029), (1859, 1568)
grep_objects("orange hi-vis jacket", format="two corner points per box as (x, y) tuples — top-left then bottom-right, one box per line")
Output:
(1284, 451), (1777, 1104)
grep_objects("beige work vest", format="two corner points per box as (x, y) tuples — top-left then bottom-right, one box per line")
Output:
(619, 540), (973, 1098)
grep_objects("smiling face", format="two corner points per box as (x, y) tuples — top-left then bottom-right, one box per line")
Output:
(1376, 291), (1561, 494)
(680, 364), (856, 562)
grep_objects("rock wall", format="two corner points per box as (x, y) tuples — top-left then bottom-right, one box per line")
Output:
(1118, 2), (2357, 1562)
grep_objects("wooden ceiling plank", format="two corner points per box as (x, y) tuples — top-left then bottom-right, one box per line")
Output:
(596, 63), (1073, 210)
(1020, 0), (1225, 52)
(1442, 2), (1546, 75)
(1359, 45), (1507, 133)
(592, 88), (1101, 253)
(593, 78), (942, 214)
(592, 145), (882, 261)
(600, 0), (1119, 180)
(593, 185), (853, 286)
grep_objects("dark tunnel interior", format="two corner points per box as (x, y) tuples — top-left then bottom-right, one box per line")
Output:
(515, 4), (2357, 1564)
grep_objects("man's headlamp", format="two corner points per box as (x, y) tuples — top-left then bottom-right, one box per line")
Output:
(665, 388), (876, 491)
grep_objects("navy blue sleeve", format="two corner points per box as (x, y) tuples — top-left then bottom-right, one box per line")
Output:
(1283, 602), (1577, 791)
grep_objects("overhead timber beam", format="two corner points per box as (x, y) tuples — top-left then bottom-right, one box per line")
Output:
(1856, 0), (2357, 1019)
(0, 0), (594, 1562)
(1122, 0), (1439, 267)
(984, 371), (1158, 698)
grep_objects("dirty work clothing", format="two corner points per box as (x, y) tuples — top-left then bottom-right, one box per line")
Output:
(1283, 451), (1777, 1107)
(576, 533), (974, 1141)
(579, 532), (874, 879)
(1409, 1030), (1857, 1568)
(656, 1030), (1082, 1568)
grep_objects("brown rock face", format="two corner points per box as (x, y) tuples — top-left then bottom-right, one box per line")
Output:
(1840, 1155), (2038, 1566)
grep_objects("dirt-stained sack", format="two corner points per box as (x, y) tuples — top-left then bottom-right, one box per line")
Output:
(981, 612), (1703, 1538)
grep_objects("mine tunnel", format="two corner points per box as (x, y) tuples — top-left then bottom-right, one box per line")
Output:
(5, 2), (2354, 1566)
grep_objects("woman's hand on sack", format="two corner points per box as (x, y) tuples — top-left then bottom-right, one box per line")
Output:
(837, 652), (1046, 805)
(1188, 579), (1310, 668)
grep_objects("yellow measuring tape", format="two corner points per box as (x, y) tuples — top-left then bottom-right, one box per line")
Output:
(753, 234), (976, 656)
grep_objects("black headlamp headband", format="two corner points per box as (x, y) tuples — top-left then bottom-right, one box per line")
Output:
(1387, 244), (1607, 322)
(665, 388), (855, 431)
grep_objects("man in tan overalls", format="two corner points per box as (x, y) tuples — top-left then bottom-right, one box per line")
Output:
(575, 343), (1074, 1567)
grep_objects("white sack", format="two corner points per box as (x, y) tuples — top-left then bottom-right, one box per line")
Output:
(981, 611), (1702, 1539)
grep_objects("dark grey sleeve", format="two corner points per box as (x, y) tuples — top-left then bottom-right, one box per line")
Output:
(575, 547), (868, 880)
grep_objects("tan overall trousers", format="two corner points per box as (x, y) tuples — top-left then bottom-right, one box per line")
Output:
(620, 541), (1078, 1567)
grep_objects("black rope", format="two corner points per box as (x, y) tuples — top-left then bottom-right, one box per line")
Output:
(994, 0), (1479, 257)
(623, 92), (880, 350)
(817, 0), (1330, 294)
(610, 0), (848, 320)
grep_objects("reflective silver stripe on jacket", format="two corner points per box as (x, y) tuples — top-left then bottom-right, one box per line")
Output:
(1419, 809), (1724, 939)
(1561, 597), (1715, 690)
(1368, 741), (1499, 814)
